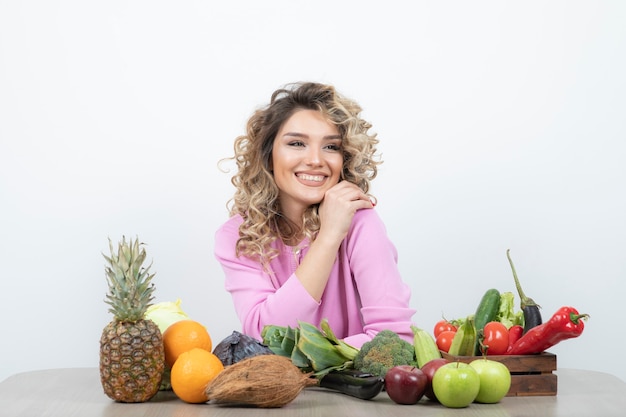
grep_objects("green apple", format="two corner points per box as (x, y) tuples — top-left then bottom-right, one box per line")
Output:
(469, 358), (511, 403)
(432, 362), (480, 408)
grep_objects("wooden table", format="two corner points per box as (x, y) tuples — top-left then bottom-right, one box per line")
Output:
(1, 368), (625, 416)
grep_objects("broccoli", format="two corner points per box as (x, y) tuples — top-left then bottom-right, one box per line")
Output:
(353, 330), (417, 377)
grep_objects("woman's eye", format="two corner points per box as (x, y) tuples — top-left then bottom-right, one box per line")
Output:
(288, 141), (305, 147)
(325, 144), (342, 151)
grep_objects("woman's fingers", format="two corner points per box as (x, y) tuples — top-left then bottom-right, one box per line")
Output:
(326, 181), (372, 205)
(318, 182), (374, 240)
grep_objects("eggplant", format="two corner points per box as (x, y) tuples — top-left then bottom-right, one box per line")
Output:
(318, 369), (385, 400)
(507, 249), (543, 334)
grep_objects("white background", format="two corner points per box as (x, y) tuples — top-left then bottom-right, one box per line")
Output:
(1, 1), (624, 383)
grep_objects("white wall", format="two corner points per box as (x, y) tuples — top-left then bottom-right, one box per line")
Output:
(1, 1), (624, 383)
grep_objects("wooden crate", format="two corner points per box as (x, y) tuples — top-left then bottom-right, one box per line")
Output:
(440, 351), (557, 396)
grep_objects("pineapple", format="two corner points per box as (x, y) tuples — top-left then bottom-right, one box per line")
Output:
(99, 236), (165, 402)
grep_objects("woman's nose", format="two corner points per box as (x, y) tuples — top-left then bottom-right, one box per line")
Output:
(305, 148), (322, 166)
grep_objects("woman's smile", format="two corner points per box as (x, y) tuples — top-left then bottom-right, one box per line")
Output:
(296, 172), (327, 184)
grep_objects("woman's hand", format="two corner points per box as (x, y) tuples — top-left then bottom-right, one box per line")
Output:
(318, 181), (374, 243)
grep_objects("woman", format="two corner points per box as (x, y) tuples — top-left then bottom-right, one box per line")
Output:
(215, 82), (415, 348)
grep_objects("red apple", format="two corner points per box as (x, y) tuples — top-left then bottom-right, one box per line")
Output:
(384, 365), (428, 405)
(420, 358), (450, 401)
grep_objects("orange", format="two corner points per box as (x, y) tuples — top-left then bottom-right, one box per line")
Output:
(163, 319), (213, 368)
(170, 348), (224, 403)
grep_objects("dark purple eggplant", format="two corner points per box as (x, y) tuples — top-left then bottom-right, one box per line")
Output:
(318, 369), (385, 400)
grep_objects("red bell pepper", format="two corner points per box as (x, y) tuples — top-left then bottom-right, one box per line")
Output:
(507, 306), (588, 355)
(508, 324), (524, 349)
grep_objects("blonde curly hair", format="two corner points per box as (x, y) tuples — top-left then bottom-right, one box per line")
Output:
(226, 82), (381, 265)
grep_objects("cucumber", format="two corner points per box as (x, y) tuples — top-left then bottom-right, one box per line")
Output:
(473, 288), (501, 355)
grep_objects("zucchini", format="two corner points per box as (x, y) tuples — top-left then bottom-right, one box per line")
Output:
(318, 369), (385, 400)
(473, 288), (501, 355)
(411, 325), (441, 368)
(448, 316), (476, 356)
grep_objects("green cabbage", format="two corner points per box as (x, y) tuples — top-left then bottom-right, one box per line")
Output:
(144, 299), (190, 334)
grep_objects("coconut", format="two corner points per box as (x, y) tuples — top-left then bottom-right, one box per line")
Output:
(205, 354), (316, 408)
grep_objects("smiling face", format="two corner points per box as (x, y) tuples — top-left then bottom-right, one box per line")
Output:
(272, 109), (344, 222)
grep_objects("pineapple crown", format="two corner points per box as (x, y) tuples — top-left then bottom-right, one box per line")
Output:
(103, 236), (156, 322)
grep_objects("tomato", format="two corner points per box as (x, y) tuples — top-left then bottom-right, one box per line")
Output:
(436, 330), (457, 353)
(433, 320), (457, 338)
(481, 321), (510, 355)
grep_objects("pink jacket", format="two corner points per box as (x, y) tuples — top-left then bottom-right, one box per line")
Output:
(214, 208), (416, 348)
